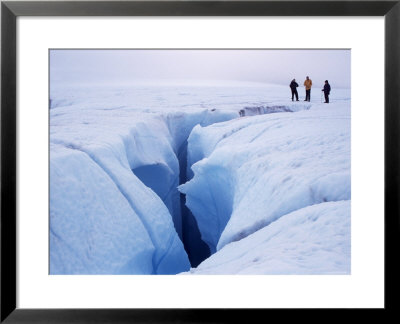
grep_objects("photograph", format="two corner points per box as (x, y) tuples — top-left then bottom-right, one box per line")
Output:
(49, 49), (351, 275)
(2, 0), (399, 320)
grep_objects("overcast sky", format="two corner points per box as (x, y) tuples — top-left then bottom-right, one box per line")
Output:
(50, 49), (351, 88)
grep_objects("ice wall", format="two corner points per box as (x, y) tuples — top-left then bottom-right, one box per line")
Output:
(163, 109), (237, 264)
(239, 102), (311, 117)
(50, 144), (155, 274)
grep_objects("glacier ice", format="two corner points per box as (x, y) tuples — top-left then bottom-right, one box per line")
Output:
(50, 82), (351, 275)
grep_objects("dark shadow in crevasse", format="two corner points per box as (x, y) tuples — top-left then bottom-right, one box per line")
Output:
(177, 140), (211, 268)
(132, 140), (211, 268)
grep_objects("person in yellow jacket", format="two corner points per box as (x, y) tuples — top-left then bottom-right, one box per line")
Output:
(303, 76), (312, 102)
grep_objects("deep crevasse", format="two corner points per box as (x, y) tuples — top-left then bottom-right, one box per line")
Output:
(50, 106), (237, 274)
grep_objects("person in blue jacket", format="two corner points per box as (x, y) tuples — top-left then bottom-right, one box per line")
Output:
(322, 80), (331, 103)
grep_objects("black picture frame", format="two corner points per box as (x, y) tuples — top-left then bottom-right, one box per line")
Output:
(1, 0), (399, 322)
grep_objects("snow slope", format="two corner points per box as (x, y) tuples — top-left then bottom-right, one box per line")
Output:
(186, 200), (351, 275)
(179, 101), (351, 273)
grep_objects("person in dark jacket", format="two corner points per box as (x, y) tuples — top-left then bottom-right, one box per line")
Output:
(289, 79), (299, 101)
(322, 80), (331, 103)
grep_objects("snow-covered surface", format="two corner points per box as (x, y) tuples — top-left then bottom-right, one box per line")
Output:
(185, 201), (351, 275)
(50, 81), (351, 275)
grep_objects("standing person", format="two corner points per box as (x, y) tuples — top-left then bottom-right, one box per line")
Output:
(322, 80), (331, 103)
(303, 76), (312, 101)
(289, 79), (299, 101)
